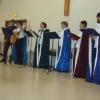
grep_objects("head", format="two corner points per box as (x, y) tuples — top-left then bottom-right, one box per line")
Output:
(11, 19), (16, 26)
(22, 22), (27, 29)
(80, 20), (87, 29)
(17, 21), (23, 29)
(8, 22), (13, 27)
(40, 22), (47, 29)
(8, 19), (15, 26)
(97, 12), (100, 23)
(61, 21), (68, 29)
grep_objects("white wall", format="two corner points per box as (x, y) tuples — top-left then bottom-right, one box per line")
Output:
(0, 0), (100, 33)
(0, 2), (4, 53)
(0, 1), (3, 30)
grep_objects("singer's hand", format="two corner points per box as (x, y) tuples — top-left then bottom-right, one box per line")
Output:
(29, 29), (32, 32)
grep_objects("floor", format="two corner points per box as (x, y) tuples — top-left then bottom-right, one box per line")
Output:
(0, 63), (100, 100)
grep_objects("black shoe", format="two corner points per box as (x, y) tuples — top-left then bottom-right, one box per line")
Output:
(9, 60), (12, 64)
(4, 60), (7, 64)
(9, 59), (12, 64)
(18, 63), (23, 65)
(0, 59), (5, 63)
(9, 55), (12, 64)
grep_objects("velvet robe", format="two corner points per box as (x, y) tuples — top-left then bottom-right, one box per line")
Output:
(33, 29), (50, 69)
(73, 34), (89, 78)
(55, 29), (71, 72)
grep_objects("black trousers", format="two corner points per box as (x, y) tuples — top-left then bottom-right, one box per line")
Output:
(15, 38), (24, 64)
(3, 37), (12, 61)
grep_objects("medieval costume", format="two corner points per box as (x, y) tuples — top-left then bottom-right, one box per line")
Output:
(73, 31), (89, 78)
(55, 28), (71, 72)
(33, 28), (50, 68)
(86, 24), (100, 84)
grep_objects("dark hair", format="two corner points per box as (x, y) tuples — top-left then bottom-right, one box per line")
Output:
(18, 21), (23, 26)
(80, 20), (87, 28)
(61, 21), (68, 27)
(11, 19), (16, 23)
(97, 12), (100, 18)
(41, 22), (47, 28)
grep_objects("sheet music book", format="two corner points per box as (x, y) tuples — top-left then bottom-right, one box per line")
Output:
(71, 33), (80, 40)
(44, 32), (60, 39)
(32, 31), (38, 37)
(25, 31), (33, 37)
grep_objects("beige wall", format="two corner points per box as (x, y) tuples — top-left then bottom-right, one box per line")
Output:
(0, 1), (3, 30)
(0, 0), (100, 53)
(0, 0), (100, 34)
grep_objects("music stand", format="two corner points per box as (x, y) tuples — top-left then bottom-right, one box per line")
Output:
(44, 32), (60, 72)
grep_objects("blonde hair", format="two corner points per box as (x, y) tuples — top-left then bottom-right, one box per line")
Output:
(61, 21), (68, 27)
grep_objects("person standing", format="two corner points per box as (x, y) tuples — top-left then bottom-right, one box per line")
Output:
(73, 20), (88, 78)
(0, 20), (17, 64)
(86, 12), (100, 84)
(33, 22), (50, 68)
(12, 22), (27, 65)
(55, 21), (71, 72)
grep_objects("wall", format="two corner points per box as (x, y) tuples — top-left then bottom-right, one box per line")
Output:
(0, 0), (3, 30)
(0, 0), (100, 55)
(0, 0), (100, 34)
(0, 2), (4, 53)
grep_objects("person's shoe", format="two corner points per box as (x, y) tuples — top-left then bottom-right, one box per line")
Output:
(4, 60), (7, 65)
(18, 63), (23, 65)
(9, 58), (12, 64)
(9, 60), (12, 64)
(9, 55), (12, 64)
(0, 59), (5, 63)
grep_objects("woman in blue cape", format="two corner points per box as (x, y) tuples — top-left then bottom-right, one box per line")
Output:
(55, 21), (71, 72)
(93, 13), (100, 84)
(86, 12), (100, 84)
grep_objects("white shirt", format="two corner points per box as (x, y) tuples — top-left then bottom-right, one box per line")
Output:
(78, 31), (82, 37)
(38, 30), (43, 45)
(13, 27), (25, 39)
(94, 23), (100, 48)
(58, 28), (69, 46)
(96, 23), (100, 34)
(19, 32), (25, 39)
(74, 31), (82, 48)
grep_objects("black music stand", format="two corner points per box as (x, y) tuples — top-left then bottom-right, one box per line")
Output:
(25, 31), (34, 64)
(25, 31), (34, 37)
(44, 32), (60, 72)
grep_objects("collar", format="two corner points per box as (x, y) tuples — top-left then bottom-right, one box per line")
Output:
(40, 28), (48, 31)
(64, 27), (69, 31)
